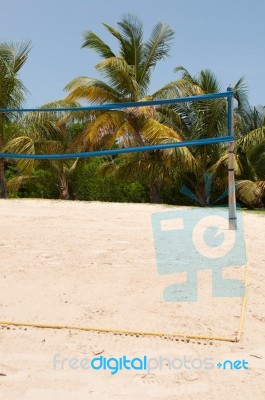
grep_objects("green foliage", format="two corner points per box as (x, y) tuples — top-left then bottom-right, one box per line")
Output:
(15, 169), (58, 199)
(0, 41), (31, 198)
(1, 17), (264, 209)
(71, 157), (149, 203)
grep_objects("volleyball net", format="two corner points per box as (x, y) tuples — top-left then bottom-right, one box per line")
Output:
(0, 89), (237, 229)
(0, 89), (248, 342)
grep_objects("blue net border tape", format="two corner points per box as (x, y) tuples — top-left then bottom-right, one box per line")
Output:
(0, 92), (232, 114)
(0, 136), (234, 160)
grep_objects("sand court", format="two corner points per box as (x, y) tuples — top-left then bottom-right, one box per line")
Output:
(0, 199), (264, 399)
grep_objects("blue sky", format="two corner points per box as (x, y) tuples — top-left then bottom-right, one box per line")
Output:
(1, 0), (264, 107)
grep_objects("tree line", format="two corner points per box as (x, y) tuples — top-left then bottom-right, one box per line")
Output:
(0, 15), (264, 207)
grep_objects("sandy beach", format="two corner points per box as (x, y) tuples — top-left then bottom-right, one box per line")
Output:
(0, 199), (264, 399)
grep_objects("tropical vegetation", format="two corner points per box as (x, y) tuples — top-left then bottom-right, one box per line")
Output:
(1, 16), (264, 208)
(0, 41), (31, 198)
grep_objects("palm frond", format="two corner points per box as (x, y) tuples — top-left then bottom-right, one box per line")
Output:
(82, 110), (126, 148)
(0, 41), (31, 74)
(236, 127), (265, 151)
(117, 14), (144, 80)
(0, 41), (31, 113)
(151, 80), (181, 99)
(96, 57), (140, 99)
(67, 158), (79, 175)
(102, 23), (123, 43)
(65, 76), (123, 103)
(236, 179), (264, 206)
(141, 118), (196, 169)
(232, 77), (249, 110)
(7, 175), (36, 195)
(246, 140), (265, 180)
(4, 136), (35, 173)
(82, 31), (115, 58)
(139, 23), (174, 88)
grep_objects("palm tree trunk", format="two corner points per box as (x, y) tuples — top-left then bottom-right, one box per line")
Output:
(59, 174), (69, 200)
(0, 114), (7, 198)
(134, 129), (162, 203)
(150, 182), (162, 203)
(0, 159), (7, 198)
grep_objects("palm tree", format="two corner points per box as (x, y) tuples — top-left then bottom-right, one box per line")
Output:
(4, 101), (87, 199)
(167, 68), (249, 205)
(65, 15), (194, 203)
(0, 41), (31, 198)
(189, 85), (265, 208)
(235, 107), (265, 207)
(236, 105), (265, 135)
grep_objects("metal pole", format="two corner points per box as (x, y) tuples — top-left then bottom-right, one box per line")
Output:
(227, 87), (237, 230)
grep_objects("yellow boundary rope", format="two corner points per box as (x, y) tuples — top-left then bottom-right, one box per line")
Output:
(235, 254), (249, 341)
(0, 262), (249, 343)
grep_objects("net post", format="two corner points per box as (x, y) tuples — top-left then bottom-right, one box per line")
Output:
(227, 86), (237, 230)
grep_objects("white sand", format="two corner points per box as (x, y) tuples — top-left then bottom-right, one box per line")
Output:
(0, 199), (264, 399)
